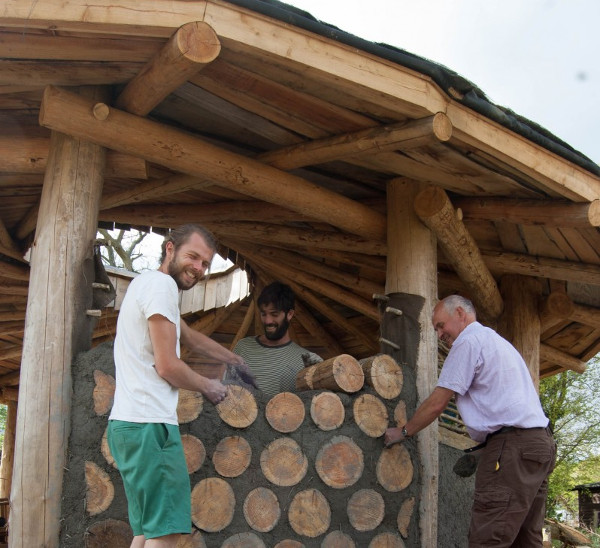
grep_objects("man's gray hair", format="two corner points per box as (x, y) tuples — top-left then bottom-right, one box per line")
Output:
(441, 295), (476, 317)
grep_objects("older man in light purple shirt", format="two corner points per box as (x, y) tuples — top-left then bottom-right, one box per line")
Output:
(385, 295), (556, 548)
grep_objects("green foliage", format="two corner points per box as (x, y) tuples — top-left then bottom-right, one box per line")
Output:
(0, 404), (5, 448)
(540, 356), (600, 518)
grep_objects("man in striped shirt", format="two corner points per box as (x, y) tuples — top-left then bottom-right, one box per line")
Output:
(233, 282), (322, 397)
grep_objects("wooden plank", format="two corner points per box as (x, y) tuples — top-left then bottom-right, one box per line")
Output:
(39, 85), (387, 241)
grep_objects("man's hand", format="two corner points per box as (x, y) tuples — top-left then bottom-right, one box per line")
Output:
(231, 362), (258, 389)
(201, 378), (229, 405)
(384, 426), (406, 448)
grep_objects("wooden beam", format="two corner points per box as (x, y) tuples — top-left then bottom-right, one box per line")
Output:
(230, 298), (255, 351)
(244, 245), (384, 298)
(257, 113), (452, 170)
(241, 249), (379, 321)
(482, 250), (600, 286)
(414, 185), (503, 320)
(100, 200), (311, 224)
(540, 343), (587, 374)
(539, 292), (575, 333)
(386, 178), (438, 547)
(0, 261), (29, 282)
(0, 137), (148, 178)
(116, 21), (221, 116)
(455, 197), (600, 228)
(39, 85), (387, 240)
(293, 299), (344, 358)
(569, 302), (600, 330)
(498, 275), (542, 389)
(205, 222), (387, 256)
(11, 86), (107, 548)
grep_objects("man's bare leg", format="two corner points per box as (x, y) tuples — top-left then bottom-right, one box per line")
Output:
(130, 536), (145, 548)
(145, 533), (180, 547)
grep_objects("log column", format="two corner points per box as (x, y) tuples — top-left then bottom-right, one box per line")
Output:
(498, 274), (542, 389)
(11, 87), (107, 547)
(385, 178), (438, 547)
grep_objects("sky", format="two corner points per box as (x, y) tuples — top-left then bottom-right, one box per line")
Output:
(281, 0), (600, 166)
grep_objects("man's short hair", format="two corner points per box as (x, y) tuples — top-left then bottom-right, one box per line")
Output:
(160, 224), (217, 263)
(442, 294), (476, 317)
(258, 282), (295, 312)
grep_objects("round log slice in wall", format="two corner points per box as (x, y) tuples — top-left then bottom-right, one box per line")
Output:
(221, 531), (266, 547)
(347, 488), (385, 531)
(310, 354), (364, 393)
(260, 437), (308, 487)
(310, 391), (345, 431)
(92, 370), (115, 416)
(243, 487), (281, 532)
(100, 427), (117, 469)
(274, 540), (305, 548)
(315, 435), (364, 489)
(397, 496), (416, 538)
(216, 385), (258, 428)
(295, 364), (317, 391)
(85, 461), (114, 516)
(84, 518), (132, 548)
(353, 393), (388, 437)
(213, 435), (252, 478)
(191, 477), (235, 532)
(287, 488), (331, 538)
(265, 391), (305, 433)
(177, 388), (204, 424)
(368, 531), (406, 547)
(360, 354), (403, 399)
(376, 444), (413, 492)
(181, 434), (206, 474)
(176, 529), (206, 548)
(321, 530), (356, 547)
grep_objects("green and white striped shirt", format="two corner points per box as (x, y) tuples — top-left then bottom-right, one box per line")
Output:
(233, 336), (322, 397)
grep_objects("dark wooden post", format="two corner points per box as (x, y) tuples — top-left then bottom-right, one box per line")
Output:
(10, 87), (107, 547)
(385, 178), (438, 547)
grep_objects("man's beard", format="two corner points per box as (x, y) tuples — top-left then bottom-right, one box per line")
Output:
(264, 316), (290, 341)
(168, 254), (199, 290)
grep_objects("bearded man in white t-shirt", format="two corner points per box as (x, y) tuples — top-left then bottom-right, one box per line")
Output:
(108, 224), (254, 548)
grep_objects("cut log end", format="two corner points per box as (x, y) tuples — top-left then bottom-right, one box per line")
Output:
(288, 488), (331, 538)
(310, 391), (345, 431)
(265, 391), (305, 433)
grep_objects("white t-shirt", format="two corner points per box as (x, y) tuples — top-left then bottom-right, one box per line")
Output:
(437, 321), (548, 442)
(109, 270), (181, 425)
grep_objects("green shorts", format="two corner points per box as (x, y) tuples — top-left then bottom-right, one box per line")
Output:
(107, 420), (191, 538)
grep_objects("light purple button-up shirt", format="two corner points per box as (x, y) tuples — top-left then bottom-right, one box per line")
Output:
(437, 321), (548, 442)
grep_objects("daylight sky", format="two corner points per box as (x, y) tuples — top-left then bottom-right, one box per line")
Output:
(282, 0), (599, 165)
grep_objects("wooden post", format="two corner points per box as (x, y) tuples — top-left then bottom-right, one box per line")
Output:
(385, 178), (438, 548)
(498, 274), (543, 389)
(0, 400), (17, 499)
(10, 87), (107, 547)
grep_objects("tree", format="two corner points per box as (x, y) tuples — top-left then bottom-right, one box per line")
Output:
(540, 357), (600, 519)
(96, 228), (160, 272)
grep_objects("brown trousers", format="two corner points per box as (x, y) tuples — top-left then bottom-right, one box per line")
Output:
(468, 426), (556, 547)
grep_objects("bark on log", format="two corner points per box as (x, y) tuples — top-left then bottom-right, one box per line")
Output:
(347, 488), (385, 531)
(260, 437), (308, 487)
(360, 354), (403, 399)
(84, 518), (132, 548)
(321, 530), (356, 547)
(376, 444), (413, 492)
(85, 461), (114, 516)
(216, 385), (257, 428)
(213, 436), (252, 478)
(397, 497), (416, 538)
(92, 370), (115, 416)
(414, 185), (503, 320)
(309, 354), (364, 393)
(221, 532), (266, 547)
(265, 392), (305, 433)
(177, 388), (204, 424)
(540, 343), (586, 374)
(310, 391), (345, 431)
(368, 532), (406, 547)
(315, 435), (364, 489)
(287, 488), (331, 538)
(353, 394), (388, 437)
(175, 529), (206, 548)
(181, 434), (205, 474)
(243, 487), (280, 533)
(295, 365), (317, 391)
(191, 477), (235, 532)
